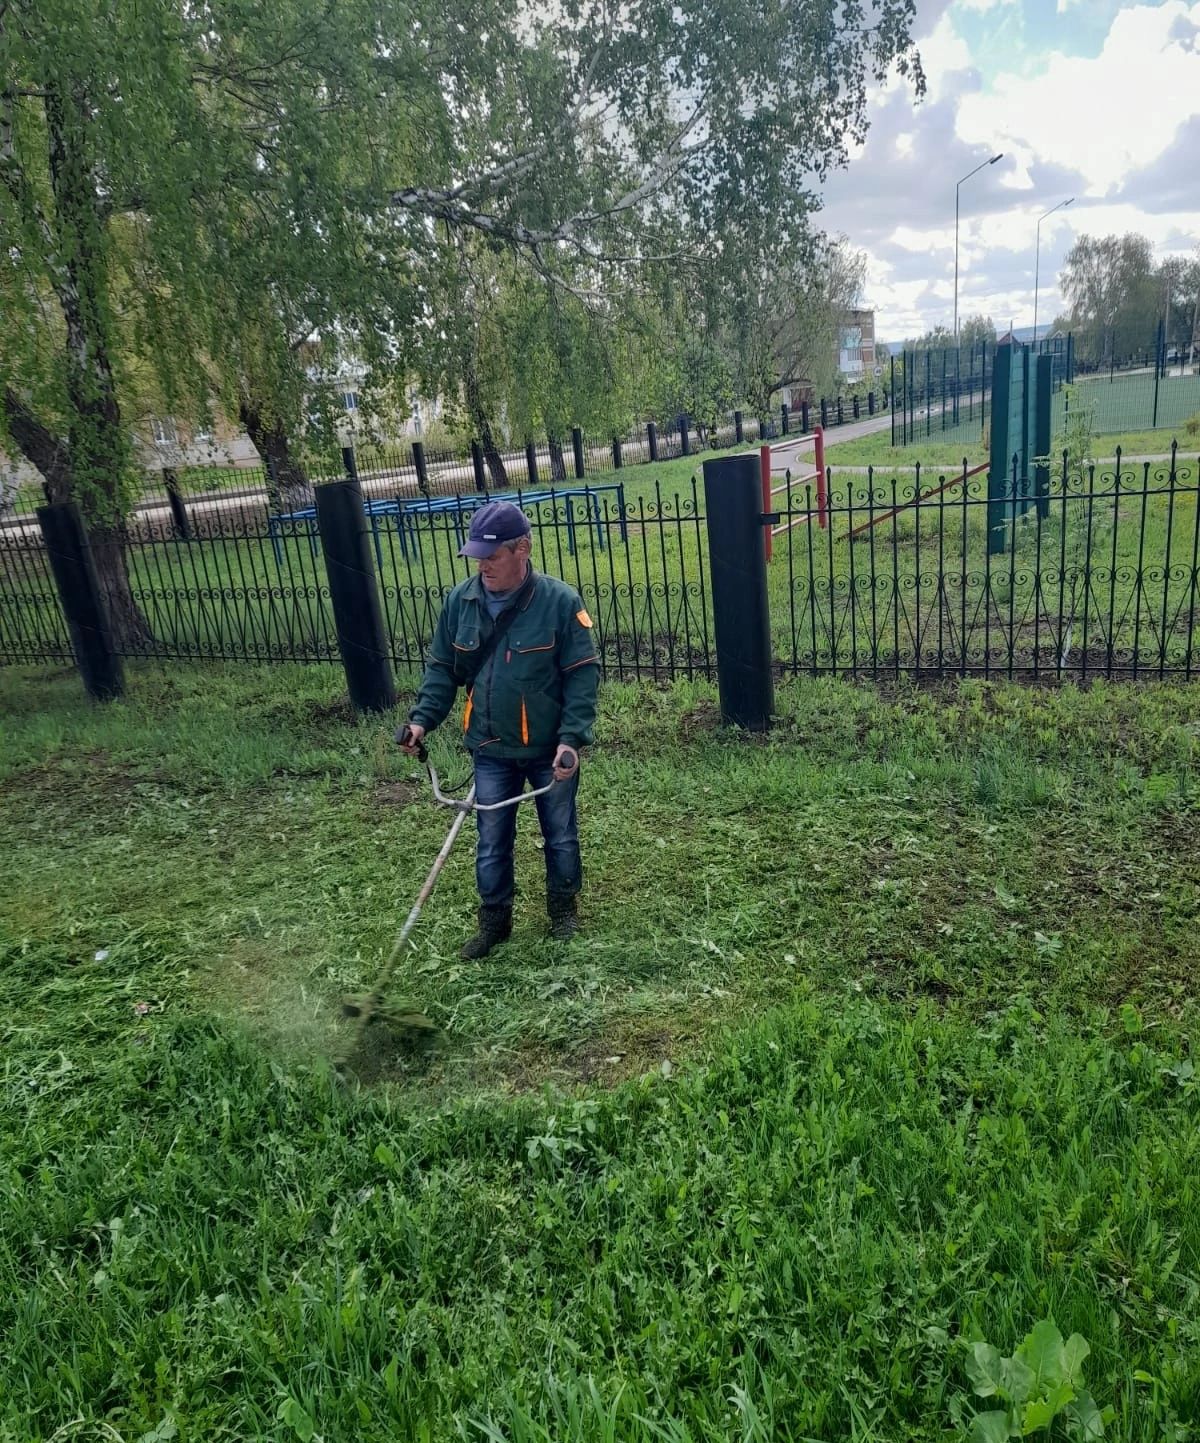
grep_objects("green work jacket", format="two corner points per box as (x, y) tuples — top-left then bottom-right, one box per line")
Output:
(409, 569), (599, 758)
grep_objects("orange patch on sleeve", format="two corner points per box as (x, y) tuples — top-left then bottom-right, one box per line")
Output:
(575, 609), (593, 628)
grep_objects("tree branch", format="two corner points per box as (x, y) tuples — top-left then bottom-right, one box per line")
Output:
(3, 387), (72, 499)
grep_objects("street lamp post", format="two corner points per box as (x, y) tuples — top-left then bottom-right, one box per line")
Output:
(1033, 197), (1074, 347)
(954, 152), (1003, 343)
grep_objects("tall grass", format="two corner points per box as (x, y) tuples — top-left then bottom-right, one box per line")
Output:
(2, 664), (1199, 1439)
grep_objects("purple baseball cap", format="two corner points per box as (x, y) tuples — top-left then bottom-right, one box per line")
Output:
(458, 500), (532, 558)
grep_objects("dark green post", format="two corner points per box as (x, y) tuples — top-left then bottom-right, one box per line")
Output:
(36, 501), (124, 700)
(314, 481), (396, 714)
(571, 427), (585, 480)
(1153, 318), (1164, 426)
(780, 403), (790, 435)
(924, 351), (931, 437)
(734, 411), (744, 444)
(679, 415), (690, 457)
(612, 437), (622, 469)
(1034, 353), (1052, 519)
(647, 421), (659, 462)
(1019, 345), (1032, 515)
(987, 341), (1013, 555)
(940, 350), (947, 431)
(702, 453), (773, 730)
(525, 440), (539, 487)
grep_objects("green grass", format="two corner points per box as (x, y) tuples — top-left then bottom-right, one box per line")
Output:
(1072, 367), (1200, 436)
(2, 664), (1200, 1440)
(824, 426), (1199, 471)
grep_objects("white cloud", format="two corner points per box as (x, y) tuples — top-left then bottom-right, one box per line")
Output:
(917, 13), (975, 100)
(955, 0), (1017, 10)
(957, 2), (1200, 195)
(817, 0), (1200, 338)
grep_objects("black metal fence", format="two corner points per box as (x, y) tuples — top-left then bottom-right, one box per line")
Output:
(772, 443), (1200, 679)
(7, 446), (1196, 687)
(0, 482), (714, 683)
(0, 523), (72, 664)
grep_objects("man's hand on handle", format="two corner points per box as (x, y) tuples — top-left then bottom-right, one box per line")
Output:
(398, 725), (576, 783)
(552, 744), (579, 783)
(396, 723), (427, 757)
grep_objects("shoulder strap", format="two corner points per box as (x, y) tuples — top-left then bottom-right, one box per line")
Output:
(460, 568), (536, 685)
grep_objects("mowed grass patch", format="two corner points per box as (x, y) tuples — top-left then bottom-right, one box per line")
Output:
(2, 663), (1199, 1439)
(3, 663), (1199, 1078)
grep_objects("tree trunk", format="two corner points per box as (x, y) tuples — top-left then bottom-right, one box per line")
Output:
(91, 522), (151, 652)
(239, 403), (313, 511)
(3, 389), (72, 502)
(40, 79), (153, 649)
(548, 436), (567, 483)
(464, 358), (508, 488)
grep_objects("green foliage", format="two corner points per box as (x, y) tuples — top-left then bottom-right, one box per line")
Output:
(2, 0), (924, 513)
(1052, 386), (1097, 476)
(957, 1321), (1114, 1440)
(1060, 234), (1199, 365)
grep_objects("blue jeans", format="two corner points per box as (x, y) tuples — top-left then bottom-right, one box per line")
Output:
(472, 751), (581, 908)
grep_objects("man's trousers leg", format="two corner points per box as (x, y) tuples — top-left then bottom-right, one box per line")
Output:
(472, 752), (525, 908)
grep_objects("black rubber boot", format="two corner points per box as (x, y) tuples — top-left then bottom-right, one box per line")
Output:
(547, 891), (579, 942)
(461, 905), (513, 960)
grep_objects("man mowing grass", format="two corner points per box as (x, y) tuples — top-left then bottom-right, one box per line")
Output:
(399, 501), (599, 956)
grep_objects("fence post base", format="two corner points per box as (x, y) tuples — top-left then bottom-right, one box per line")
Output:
(702, 454), (773, 730)
(36, 501), (125, 700)
(314, 481), (397, 714)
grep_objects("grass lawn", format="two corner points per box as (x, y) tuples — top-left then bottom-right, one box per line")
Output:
(2, 662), (1199, 1440)
(824, 427), (1200, 472)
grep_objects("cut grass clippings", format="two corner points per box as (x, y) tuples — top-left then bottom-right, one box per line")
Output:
(1, 662), (1199, 1441)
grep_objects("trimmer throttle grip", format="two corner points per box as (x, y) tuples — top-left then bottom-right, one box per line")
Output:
(394, 724), (428, 762)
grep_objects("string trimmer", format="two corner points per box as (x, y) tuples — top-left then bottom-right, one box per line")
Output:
(335, 726), (556, 1078)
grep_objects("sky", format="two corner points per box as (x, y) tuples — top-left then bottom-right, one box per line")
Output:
(815, 0), (1200, 343)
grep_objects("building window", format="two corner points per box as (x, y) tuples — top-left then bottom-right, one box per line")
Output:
(342, 391), (360, 413)
(151, 416), (178, 445)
